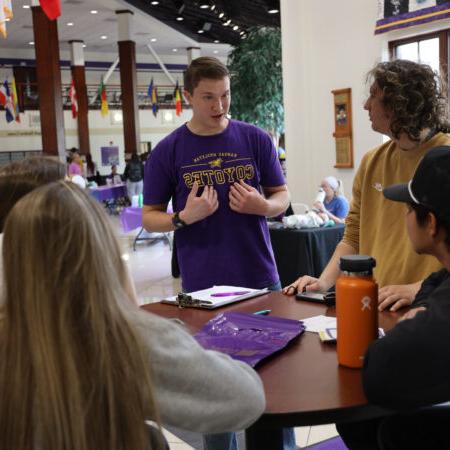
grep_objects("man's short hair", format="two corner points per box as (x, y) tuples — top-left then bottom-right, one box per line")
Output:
(184, 57), (230, 94)
(367, 59), (450, 141)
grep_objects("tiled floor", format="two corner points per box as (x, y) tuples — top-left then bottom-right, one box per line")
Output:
(116, 220), (339, 449)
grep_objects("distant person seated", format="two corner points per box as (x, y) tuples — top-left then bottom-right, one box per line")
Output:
(313, 176), (349, 224)
(106, 165), (122, 185)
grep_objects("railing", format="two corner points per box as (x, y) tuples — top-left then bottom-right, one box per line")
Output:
(14, 82), (189, 111)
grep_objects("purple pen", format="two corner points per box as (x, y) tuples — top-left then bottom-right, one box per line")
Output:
(211, 291), (250, 297)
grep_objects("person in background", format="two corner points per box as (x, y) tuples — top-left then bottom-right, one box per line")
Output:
(143, 56), (292, 450)
(85, 153), (99, 184)
(124, 153), (144, 203)
(337, 146), (450, 450)
(284, 60), (450, 312)
(0, 181), (266, 450)
(313, 176), (349, 224)
(107, 164), (122, 185)
(68, 151), (83, 178)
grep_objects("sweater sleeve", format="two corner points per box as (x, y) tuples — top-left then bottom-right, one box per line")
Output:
(342, 152), (370, 252)
(133, 311), (266, 433)
(363, 278), (450, 410)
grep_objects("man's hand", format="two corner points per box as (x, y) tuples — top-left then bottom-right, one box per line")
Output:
(180, 182), (219, 225)
(378, 283), (421, 312)
(229, 179), (268, 216)
(400, 307), (426, 321)
(283, 276), (331, 295)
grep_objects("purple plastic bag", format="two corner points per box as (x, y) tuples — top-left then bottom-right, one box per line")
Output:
(194, 312), (305, 367)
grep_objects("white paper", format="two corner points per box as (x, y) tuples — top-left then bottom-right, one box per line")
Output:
(162, 285), (268, 309)
(301, 315), (337, 333)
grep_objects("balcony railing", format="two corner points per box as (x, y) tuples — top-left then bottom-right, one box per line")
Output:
(13, 82), (189, 111)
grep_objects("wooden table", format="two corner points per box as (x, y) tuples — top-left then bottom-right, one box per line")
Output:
(142, 292), (400, 450)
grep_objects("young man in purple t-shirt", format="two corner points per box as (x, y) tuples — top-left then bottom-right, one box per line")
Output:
(143, 57), (295, 450)
(143, 57), (290, 293)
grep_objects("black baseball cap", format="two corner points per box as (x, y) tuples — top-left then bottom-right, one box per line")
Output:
(383, 146), (450, 215)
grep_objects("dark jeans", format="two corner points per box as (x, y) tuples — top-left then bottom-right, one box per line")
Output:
(337, 406), (450, 450)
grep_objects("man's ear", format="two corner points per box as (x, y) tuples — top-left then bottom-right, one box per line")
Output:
(184, 89), (193, 105)
(427, 212), (439, 237)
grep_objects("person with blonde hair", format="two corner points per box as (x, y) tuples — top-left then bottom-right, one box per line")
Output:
(312, 176), (349, 224)
(0, 181), (265, 450)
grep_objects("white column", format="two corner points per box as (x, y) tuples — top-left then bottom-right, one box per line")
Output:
(70, 40), (85, 66)
(187, 47), (201, 64)
(116, 9), (133, 41)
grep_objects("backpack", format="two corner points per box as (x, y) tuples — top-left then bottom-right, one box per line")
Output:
(127, 161), (143, 182)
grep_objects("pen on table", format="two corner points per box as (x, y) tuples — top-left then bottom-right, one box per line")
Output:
(253, 309), (271, 316)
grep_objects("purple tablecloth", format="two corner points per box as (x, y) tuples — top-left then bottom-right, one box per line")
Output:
(90, 183), (127, 202)
(121, 207), (142, 232)
(120, 205), (174, 233)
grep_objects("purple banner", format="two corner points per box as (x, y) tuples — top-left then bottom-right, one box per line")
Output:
(101, 146), (119, 166)
(375, 1), (450, 34)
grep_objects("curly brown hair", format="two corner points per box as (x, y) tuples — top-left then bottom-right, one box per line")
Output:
(367, 60), (450, 141)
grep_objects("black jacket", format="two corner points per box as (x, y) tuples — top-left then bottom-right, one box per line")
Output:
(363, 271), (450, 410)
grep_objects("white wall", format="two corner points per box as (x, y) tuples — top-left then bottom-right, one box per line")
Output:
(280, 0), (450, 206)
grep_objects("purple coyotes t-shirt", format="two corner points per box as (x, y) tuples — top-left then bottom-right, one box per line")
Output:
(144, 120), (285, 292)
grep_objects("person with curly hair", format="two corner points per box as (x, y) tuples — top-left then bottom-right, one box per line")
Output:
(284, 59), (450, 312)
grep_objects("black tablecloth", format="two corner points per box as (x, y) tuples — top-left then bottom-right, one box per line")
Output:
(269, 224), (345, 287)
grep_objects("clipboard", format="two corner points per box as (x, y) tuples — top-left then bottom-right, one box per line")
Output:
(162, 285), (269, 309)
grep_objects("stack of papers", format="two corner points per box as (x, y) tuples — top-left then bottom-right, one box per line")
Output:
(302, 315), (384, 342)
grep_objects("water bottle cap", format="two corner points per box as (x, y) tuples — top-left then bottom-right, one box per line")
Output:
(340, 255), (376, 272)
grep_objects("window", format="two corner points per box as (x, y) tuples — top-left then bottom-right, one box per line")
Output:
(389, 30), (449, 90)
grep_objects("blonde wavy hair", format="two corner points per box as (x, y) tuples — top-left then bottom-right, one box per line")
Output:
(0, 181), (160, 450)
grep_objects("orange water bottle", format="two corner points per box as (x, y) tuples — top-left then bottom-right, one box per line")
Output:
(336, 255), (378, 368)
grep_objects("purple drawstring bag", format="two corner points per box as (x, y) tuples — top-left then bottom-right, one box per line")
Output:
(194, 312), (305, 367)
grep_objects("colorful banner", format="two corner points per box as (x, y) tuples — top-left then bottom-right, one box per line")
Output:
(376, 0), (450, 34)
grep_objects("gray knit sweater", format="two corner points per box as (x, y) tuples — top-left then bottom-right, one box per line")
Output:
(131, 309), (266, 434)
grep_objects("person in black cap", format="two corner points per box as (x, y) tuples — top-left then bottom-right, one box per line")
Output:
(337, 146), (450, 449)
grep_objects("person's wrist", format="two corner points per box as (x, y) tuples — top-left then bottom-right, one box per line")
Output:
(179, 210), (193, 225)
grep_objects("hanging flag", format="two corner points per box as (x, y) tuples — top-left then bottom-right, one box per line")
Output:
(0, 80), (7, 106)
(98, 79), (109, 117)
(148, 77), (158, 117)
(0, 0), (13, 38)
(11, 77), (20, 122)
(3, 80), (15, 123)
(174, 81), (182, 117)
(39, 0), (61, 21)
(69, 79), (78, 118)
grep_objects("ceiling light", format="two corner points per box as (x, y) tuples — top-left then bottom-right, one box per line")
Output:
(224, 19), (231, 26)
(199, 2), (210, 9)
(233, 25), (239, 31)
(22, 4), (30, 8)
(83, 44), (86, 48)
(172, 48), (178, 52)
(267, 0), (279, 14)
(150, 38), (157, 42)
(214, 39), (219, 43)
(176, 16), (184, 21)
(198, 29), (204, 34)
(268, 8), (279, 14)
(67, 22), (74, 26)
(101, 35), (108, 39)
(211, 4), (216, 10)
(213, 50), (218, 54)
(90, 10), (98, 14)
(218, 12), (224, 18)
(29, 41), (34, 45)
(151, 1), (159, 4)
(239, 31), (245, 35)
